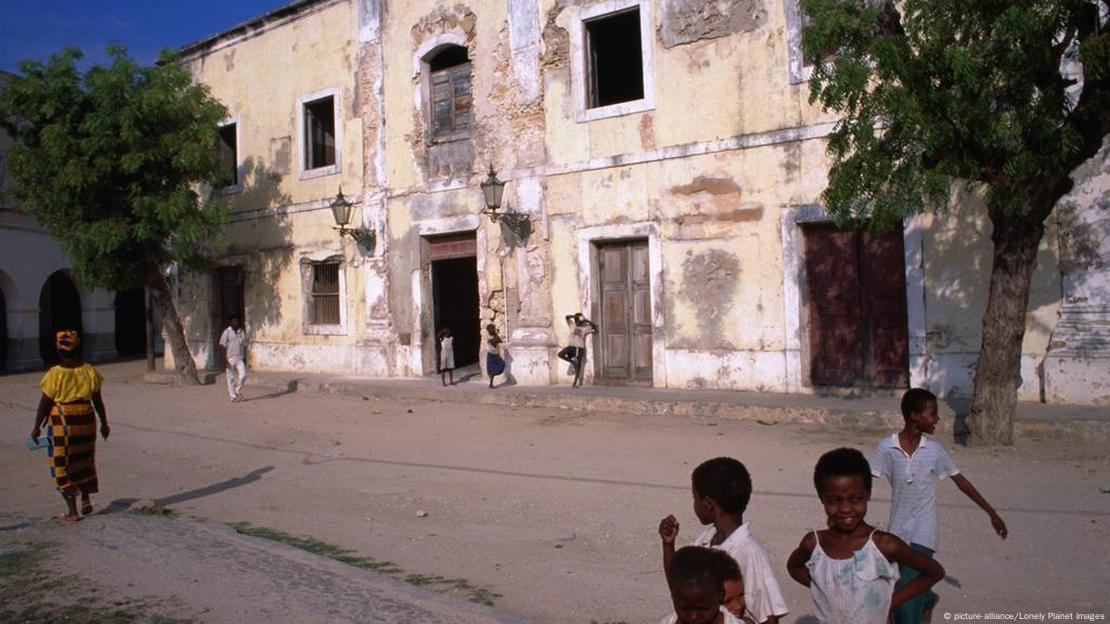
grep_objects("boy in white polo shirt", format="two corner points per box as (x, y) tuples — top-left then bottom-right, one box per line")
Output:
(660, 457), (789, 624)
(870, 388), (1008, 624)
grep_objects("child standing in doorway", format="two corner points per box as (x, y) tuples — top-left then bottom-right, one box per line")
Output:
(787, 447), (945, 624)
(436, 327), (454, 386)
(485, 323), (506, 389)
(659, 457), (789, 624)
(870, 388), (1007, 624)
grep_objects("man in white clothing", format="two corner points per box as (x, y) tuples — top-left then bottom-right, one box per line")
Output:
(219, 315), (248, 402)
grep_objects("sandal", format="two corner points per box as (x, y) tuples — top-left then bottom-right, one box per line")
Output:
(56, 514), (79, 525)
(81, 501), (94, 516)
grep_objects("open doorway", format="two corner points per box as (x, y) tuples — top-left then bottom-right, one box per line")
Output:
(114, 288), (147, 357)
(427, 232), (480, 369)
(0, 284), (6, 371)
(39, 271), (83, 366)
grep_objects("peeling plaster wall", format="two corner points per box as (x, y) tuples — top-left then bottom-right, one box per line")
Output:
(913, 190), (1062, 402)
(171, 0), (1109, 405)
(1045, 141), (1110, 405)
(169, 0), (371, 374)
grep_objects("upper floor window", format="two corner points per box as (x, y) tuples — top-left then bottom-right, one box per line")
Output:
(570, 0), (655, 122)
(586, 8), (644, 108)
(428, 45), (472, 139)
(217, 121), (239, 188)
(303, 95), (336, 170)
(297, 88), (341, 179)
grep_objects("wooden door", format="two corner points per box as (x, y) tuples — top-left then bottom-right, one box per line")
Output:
(804, 224), (909, 388)
(860, 231), (911, 387)
(598, 240), (653, 383)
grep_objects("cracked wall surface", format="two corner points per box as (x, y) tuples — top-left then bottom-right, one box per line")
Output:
(165, 0), (1110, 405)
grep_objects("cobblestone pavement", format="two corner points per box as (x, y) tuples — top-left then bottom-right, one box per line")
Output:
(1, 512), (527, 623)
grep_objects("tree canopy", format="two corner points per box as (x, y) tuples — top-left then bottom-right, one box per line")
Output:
(1, 46), (230, 383)
(800, 0), (1110, 444)
(802, 0), (1109, 229)
(0, 46), (228, 291)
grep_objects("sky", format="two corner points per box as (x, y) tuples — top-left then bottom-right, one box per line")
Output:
(0, 0), (291, 74)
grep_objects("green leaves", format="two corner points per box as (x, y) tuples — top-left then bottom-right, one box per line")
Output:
(802, 0), (1110, 228)
(0, 46), (228, 290)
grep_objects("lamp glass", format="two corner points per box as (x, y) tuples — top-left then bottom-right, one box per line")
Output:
(330, 190), (352, 228)
(481, 170), (505, 211)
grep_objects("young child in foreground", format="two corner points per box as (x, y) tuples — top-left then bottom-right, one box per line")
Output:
(661, 546), (747, 624)
(659, 457), (789, 624)
(787, 447), (945, 624)
(714, 550), (757, 624)
(871, 388), (1008, 624)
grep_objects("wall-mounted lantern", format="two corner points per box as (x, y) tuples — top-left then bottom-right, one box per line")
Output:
(331, 187), (376, 254)
(479, 165), (531, 240)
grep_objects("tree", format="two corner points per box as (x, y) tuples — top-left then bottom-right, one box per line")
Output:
(0, 47), (229, 384)
(800, 0), (1110, 445)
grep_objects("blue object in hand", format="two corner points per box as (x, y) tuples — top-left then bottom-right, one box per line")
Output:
(26, 435), (49, 451)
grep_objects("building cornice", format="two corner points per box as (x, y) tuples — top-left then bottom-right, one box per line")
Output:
(176, 0), (346, 62)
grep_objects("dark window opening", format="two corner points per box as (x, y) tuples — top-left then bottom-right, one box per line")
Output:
(304, 96), (336, 170)
(310, 261), (341, 325)
(428, 46), (472, 138)
(218, 123), (238, 186)
(586, 8), (644, 109)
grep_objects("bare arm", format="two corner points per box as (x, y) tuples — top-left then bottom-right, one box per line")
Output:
(658, 514), (679, 584)
(786, 532), (816, 587)
(951, 473), (1007, 538)
(875, 532), (944, 610)
(91, 390), (110, 440)
(31, 393), (53, 438)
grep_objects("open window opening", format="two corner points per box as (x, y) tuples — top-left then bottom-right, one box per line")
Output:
(217, 122), (238, 187)
(585, 8), (644, 109)
(303, 96), (336, 171)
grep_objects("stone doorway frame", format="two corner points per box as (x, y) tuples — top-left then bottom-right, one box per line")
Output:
(780, 205), (927, 392)
(576, 221), (667, 388)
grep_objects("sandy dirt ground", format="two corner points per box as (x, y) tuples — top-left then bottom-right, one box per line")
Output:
(1, 360), (1107, 623)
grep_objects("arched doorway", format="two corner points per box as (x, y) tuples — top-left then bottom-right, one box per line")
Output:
(114, 288), (147, 357)
(39, 271), (83, 366)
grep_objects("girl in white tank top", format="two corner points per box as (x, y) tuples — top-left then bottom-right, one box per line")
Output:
(787, 448), (945, 624)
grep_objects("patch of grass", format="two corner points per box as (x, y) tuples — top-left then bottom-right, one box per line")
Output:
(0, 543), (198, 624)
(128, 505), (177, 517)
(229, 521), (502, 606)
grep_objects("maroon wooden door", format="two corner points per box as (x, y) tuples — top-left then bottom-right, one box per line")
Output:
(804, 224), (909, 388)
(598, 240), (653, 383)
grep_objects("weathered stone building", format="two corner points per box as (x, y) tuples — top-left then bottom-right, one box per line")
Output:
(171, 0), (1110, 405)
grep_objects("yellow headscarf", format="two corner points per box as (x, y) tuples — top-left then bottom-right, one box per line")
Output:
(55, 330), (80, 352)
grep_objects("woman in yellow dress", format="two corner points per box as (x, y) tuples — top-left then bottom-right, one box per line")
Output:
(29, 330), (111, 524)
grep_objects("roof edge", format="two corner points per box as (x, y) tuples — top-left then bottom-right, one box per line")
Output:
(176, 0), (340, 60)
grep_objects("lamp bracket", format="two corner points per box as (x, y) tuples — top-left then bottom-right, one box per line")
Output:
(336, 226), (377, 255)
(497, 212), (532, 241)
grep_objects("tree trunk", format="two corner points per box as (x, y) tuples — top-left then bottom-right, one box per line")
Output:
(146, 272), (200, 385)
(967, 210), (1047, 446)
(144, 287), (155, 372)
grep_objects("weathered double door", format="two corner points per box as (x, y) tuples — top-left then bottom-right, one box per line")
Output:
(804, 224), (910, 388)
(597, 240), (653, 384)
